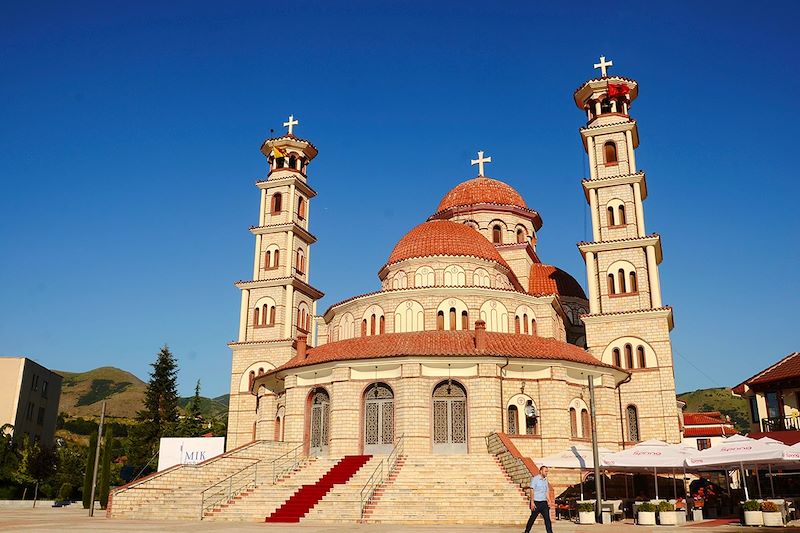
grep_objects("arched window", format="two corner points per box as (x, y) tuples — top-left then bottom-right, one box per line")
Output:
(461, 310), (468, 330)
(253, 306), (261, 326)
(608, 273), (616, 295)
(607, 206), (615, 226)
(473, 268), (491, 287)
(514, 316), (520, 334)
(604, 141), (618, 164)
(414, 267), (435, 287)
(273, 250), (280, 268)
(249, 370), (255, 389)
(296, 248), (305, 274)
(581, 409), (591, 439)
(394, 300), (424, 333)
(618, 205), (626, 225)
(289, 155), (297, 169)
(443, 265), (466, 286)
(531, 319), (537, 336)
(625, 344), (634, 369)
(436, 311), (445, 330)
(361, 319), (367, 336)
(508, 405), (519, 435)
(516, 228), (525, 244)
(370, 314), (376, 335)
(379, 315), (385, 334)
(269, 306), (276, 326)
(626, 405), (640, 442)
(637, 345), (646, 368)
(525, 400), (538, 435)
(492, 225), (503, 244)
(275, 157), (285, 169)
(629, 271), (637, 292)
(522, 313), (529, 334)
(271, 193), (282, 214)
(612, 348), (621, 367)
(449, 308), (456, 331)
(569, 407), (578, 437)
(480, 300), (509, 333)
(297, 196), (306, 219)
(264, 250), (271, 270)
(618, 268), (626, 293)
(261, 304), (268, 325)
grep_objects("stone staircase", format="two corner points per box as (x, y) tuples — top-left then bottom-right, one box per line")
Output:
(363, 453), (530, 525)
(108, 440), (298, 520)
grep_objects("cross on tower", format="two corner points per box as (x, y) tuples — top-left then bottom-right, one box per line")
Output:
(593, 55), (614, 77)
(471, 150), (492, 176)
(283, 114), (299, 135)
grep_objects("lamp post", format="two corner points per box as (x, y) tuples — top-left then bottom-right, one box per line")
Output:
(588, 375), (603, 523)
(89, 401), (106, 516)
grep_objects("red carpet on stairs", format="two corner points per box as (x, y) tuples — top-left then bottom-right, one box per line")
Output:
(265, 455), (372, 523)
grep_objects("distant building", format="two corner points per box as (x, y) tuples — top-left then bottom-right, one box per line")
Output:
(733, 351), (800, 444)
(0, 357), (63, 447)
(681, 410), (737, 451)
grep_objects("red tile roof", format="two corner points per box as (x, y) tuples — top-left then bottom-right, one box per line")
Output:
(273, 330), (620, 374)
(436, 177), (527, 212)
(748, 431), (800, 446)
(529, 263), (587, 299)
(683, 427), (739, 438)
(684, 412), (725, 426)
(736, 352), (800, 389)
(385, 220), (511, 269)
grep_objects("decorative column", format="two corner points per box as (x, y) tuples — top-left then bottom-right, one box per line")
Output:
(586, 251), (600, 314)
(238, 289), (249, 341)
(633, 182), (646, 236)
(589, 189), (601, 241)
(646, 245), (662, 307)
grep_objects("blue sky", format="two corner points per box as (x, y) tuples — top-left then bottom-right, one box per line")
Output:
(1, 1), (798, 399)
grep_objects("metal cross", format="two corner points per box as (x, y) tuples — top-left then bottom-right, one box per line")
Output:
(283, 114), (299, 135)
(593, 56), (613, 77)
(470, 150), (492, 176)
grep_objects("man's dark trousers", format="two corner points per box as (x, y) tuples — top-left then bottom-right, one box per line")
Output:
(524, 500), (553, 533)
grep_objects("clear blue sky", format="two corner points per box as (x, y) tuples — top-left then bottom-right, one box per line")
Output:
(1, 1), (798, 399)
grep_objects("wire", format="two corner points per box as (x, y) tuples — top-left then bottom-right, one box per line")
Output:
(673, 349), (724, 389)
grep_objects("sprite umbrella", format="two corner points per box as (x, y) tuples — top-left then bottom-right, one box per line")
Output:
(601, 440), (698, 500)
(535, 445), (613, 500)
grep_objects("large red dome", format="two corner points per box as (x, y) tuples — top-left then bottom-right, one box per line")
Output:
(529, 263), (587, 299)
(436, 177), (527, 213)
(386, 220), (509, 268)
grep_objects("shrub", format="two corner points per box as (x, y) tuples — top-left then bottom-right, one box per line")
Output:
(577, 502), (595, 512)
(58, 483), (72, 501)
(761, 501), (779, 512)
(657, 501), (675, 512)
(742, 500), (761, 512)
(639, 502), (657, 513)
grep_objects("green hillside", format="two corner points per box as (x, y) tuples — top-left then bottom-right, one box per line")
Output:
(677, 387), (750, 433)
(58, 367), (147, 418)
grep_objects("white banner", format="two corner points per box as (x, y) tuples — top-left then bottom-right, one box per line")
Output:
(157, 437), (225, 471)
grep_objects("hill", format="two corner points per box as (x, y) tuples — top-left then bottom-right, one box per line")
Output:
(58, 366), (147, 418)
(677, 387), (750, 433)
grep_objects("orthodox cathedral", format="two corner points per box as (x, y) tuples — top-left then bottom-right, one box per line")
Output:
(225, 58), (680, 462)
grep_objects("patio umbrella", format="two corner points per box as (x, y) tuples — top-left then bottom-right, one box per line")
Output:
(535, 445), (612, 500)
(601, 440), (697, 500)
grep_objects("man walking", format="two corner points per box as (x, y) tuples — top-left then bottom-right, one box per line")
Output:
(524, 465), (553, 533)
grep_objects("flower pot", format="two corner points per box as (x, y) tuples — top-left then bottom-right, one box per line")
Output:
(659, 511), (680, 525)
(638, 511), (656, 525)
(743, 510), (764, 526)
(578, 511), (595, 524)
(763, 511), (783, 527)
(692, 509), (704, 522)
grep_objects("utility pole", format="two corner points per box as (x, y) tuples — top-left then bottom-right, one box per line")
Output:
(89, 401), (106, 517)
(588, 375), (603, 523)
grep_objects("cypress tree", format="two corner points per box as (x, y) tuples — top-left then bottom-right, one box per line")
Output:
(82, 433), (97, 509)
(98, 427), (113, 509)
(179, 380), (203, 437)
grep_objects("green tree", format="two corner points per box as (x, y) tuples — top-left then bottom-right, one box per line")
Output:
(0, 424), (19, 482)
(128, 345), (179, 468)
(178, 380), (204, 437)
(82, 433), (97, 509)
(26, 443), (57, 504)
(53, 442), (86, 501)
(98, 427), (113, 509)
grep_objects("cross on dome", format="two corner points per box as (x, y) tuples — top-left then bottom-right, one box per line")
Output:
(470, 150), (492, 176)
(283, 114), (299, 135)
(593, 55), (614, 77)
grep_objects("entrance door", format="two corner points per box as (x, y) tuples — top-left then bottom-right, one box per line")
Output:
(432, 381), (467, 454)
(364, 383), (394, 454)
(309, 389), (330, 456)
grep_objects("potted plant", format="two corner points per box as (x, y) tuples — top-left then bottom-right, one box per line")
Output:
(743, 500), (763, 526)
(761, 501), (783, 527)
(691, 496), (704, 521)
(577, 502), (595, 525)
(657, 500), (680, 526)
(637, 502), (657, 525)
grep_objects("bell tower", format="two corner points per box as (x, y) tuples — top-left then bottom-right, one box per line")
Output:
(226, 115), (324, 450)
(574, 57), (680, 444)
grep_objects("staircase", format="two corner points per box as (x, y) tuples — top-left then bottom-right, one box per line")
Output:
(363, 454), (530, 525)
(266, 455), (372, 523)
(108, 440), (297, 520)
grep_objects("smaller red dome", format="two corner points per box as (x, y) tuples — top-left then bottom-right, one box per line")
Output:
(529, 263), (587, 299)
(437, 177), (527, 213)
(386, 220), (509, 268)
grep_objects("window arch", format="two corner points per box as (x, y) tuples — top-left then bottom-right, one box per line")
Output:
(264, 244), (280, 270)
(391, 271), (408, 289)
(516, 226), (527, 244)
(297, 196), (306, 219)
(507, 394), (538, 436)
(436, 311), (445, 330)
(479, 300), (509, 333)
(436, 298), (468, 331)
(637, 345), (646, 368)
(602, 337), (657, 369)
(624, 344), (634, 368)
(569, 407), (578, 437)
(443, 265), (466, 286)
(296, 303), (310, 332)
(604, 141), (618, 164)
(296, 248), (305, 275)
(606, 260), (637, 294)
(271, 193), (283, 214)
(394, 300), (424, 333)
(360, 305), (385, 337)
(626, 405), (640, 442)
(473, 268), (491, 287)
(606, 199), (626, 227)
(288, 155), (297, 170)
(569, 398), (590, 438)
(238, 361), (276, 392)
(338, 312), (355, 340)
(508, 405), (519, 435)
(581, 409), (590, 439)
(253, 297), (277, 327)
(612, 348), (621, 367)
(514, 306), (537, 336)
(492, 225), (503, 244)
(414, 266), (435, 287)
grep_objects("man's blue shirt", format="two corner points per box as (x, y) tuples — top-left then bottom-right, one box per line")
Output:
(530, 474), (549, 501)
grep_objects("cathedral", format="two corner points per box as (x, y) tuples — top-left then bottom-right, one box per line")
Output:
(226, 58), (680, 463)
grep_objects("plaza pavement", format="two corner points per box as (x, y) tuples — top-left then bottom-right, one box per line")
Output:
(0, 506), (798, 532)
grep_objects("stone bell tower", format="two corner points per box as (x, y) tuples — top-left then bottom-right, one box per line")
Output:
(226, 115), (324, 450)
(574, 57), (680, 445)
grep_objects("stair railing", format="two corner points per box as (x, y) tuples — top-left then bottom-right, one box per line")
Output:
(199, 459), (259, 519)
(271, 443), (305, 484)
(359, 433), (405, 519)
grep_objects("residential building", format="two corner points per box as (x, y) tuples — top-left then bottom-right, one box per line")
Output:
(0, 357), (63, 447)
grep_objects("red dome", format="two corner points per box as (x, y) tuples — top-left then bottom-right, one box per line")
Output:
(529, 263), (587, 299)
(386, 220), (509, 268)
(437, 177), (527, 212)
